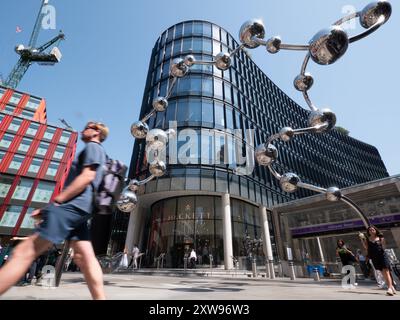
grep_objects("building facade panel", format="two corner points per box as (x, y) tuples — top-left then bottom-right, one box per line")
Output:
(0, 86), (77, 244)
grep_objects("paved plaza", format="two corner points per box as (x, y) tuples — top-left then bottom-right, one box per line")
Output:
(0, 272), (399, 300)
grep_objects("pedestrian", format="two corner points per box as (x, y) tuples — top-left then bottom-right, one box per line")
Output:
(129, 244), (140, 269)
(189, 248), (197, 269)
(0, 121), (108, 300)
(336, 239), (357, 267)
(359, 226), (397, 296)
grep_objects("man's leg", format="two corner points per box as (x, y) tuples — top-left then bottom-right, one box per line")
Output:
(0, 234), (51, 295)
(70, 240), (106, 300)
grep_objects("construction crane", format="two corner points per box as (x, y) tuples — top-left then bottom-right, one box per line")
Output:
(59, 118), (73, 130)
(3, 0), (65, 89)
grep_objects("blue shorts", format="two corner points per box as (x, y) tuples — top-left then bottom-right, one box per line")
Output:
(36, 203), (92, 244)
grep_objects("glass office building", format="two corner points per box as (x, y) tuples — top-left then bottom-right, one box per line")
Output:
(0, 86), (77, 262)
(125, 21), (388, 269)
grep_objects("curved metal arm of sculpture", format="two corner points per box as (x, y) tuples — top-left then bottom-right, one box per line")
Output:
(340, 195), (370, 228)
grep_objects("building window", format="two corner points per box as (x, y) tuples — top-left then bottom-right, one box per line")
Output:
(214, 102), (225, 128)
(0, 175), (13, 199)
(0, 151), (5, 165)
(184, 21), (193, 36)
(25, 97), (41, 111)
(8, 93), (22, 105)
(28, 158), (42, 174)
(4, 104), (16, 113)
(32, 181), (55, 203)
(201, 99), (214, 125)
(20, 109), (35, 118)
(43, 127), (56, 140)
(0, 133), (14, 149)
(17, 137), (33, 153)
(36, 141), (50, 156)
(26, 122), (40, 137)
(8, 154), (25, 171)
(53, 145), (66, 160)
(12, 178), (34, 200)
(0, 206), (23, 227)
(214, 78), (223, 100)
(8, 118), (23, 132)
(20, 208), (36, 229)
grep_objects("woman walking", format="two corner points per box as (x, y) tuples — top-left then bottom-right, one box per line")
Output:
(360, 226), (396, 296)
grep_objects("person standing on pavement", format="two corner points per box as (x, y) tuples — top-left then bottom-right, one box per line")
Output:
(129, 244), (140, 269)
(0, 121), (108, 300)
(359, 226), (396, 296)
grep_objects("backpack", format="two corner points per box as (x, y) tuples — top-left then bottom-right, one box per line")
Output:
(93, 156), (127, 215)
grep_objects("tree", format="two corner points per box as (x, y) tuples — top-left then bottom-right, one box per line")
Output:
(335, 126), (350, 136)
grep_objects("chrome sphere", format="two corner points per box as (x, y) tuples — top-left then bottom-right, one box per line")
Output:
(239, 19), (266, 49)
(117, 188), (138, 212)
(146, 129), (168, 150)
(294, 73), (314, 92)
(184, 55), (196, 67)
(170, 58), (189, 78)
(128, 179), (140, 192)
(326, 187), (342, 202)
(152, 97), (168, 112)
(266, 36), (281, 54)
(308, 109), (337, 133)
(149, 159), (167, 177)
(130, 121), (149, 139)
(309, 26), (349, 65)
(255, 143), (278, 166)
(280, 173), (301, 193)
(360, 1), (392, 29)
(215, 52), (231, 71)
(279, 127), (295, 142)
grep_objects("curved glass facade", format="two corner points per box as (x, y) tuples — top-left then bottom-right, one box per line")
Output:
(131, 20), (388, 206)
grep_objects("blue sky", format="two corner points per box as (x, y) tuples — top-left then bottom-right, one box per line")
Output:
(0, 0), (398, 175)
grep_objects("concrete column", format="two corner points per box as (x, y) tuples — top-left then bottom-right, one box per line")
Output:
(222, 193), (233, 270)
(260, 205), (275, 279)
(125, 206), (139, 253)
(272, 209), (285, 262)
(316, 237), (325, 264)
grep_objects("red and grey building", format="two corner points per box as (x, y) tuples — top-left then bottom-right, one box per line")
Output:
(0, 85), (77, 250)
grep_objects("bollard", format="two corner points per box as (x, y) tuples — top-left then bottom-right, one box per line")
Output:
(160, 253), (165, 269)
(288, 260), (296, 280)
(183, 256), (188, 272)
(252, 258), (257, 278)
(313, 267), (320, 281)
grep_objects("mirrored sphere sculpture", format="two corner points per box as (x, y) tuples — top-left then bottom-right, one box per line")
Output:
(117, 188), (138, 212)
(360, 1), (392, 28)
(326, 187), (342, 202)
(279, 127), (295, 142)
(128, 179), (140, 192)
(294, 73), (314, 92)
(215, 52), (231, 71)
(153, 97), (169, 112)
(308, 109), (337, 133)
(170, 58), (189, 77)
(255, 144), (278, 166)
(280, 173), (301, 193)
(239, 19), (265, 48)
(149, 160), (167, 177)
(266, 36), (282, 54)
(184, 54), (196, 67)
(130, 121), (149, 139)
(309, 26), (349, 65)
